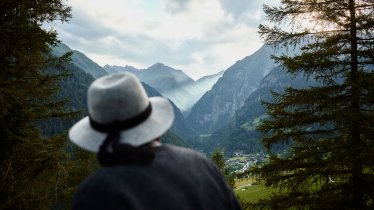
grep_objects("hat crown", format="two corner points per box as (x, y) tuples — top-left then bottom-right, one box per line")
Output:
(88, 73), (149, 124)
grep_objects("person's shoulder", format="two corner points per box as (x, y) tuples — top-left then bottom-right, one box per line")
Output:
(162, 144), (206, 158)
(160, 144), (216, 167)
(77, 168), (115, 190)
(72, 169), (116, 209)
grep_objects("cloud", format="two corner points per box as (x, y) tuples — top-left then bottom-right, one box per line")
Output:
(217, 0), (280, 27)
(54, 0), (277, 79)
(219, 0), (262, 17)
(162, 0), (190, 14)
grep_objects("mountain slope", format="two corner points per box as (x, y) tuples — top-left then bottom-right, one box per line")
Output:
(137, 63), (196, 112)
(195, 66), (318, 154)
(40, 47), (190, 147)
(182, 71), (224, 115)
(51, 43), (108, 78)
(187, 45), (279, 134)
(141, 82), (198, 142)
(140, 63), (195, 93)
(104, 64), (223, 112)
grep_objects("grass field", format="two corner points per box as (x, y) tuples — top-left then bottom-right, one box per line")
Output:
(235, 178), (276, 203)
(235, 177), (255, 188)
(235, 185), (276, 202)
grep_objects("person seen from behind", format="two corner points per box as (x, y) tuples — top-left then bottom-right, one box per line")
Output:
(69, 73), (242, 210)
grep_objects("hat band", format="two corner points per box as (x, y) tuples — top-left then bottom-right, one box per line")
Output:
(89, 103), (152, 133)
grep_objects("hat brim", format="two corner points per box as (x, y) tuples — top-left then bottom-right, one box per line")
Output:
(68, 97), (174, 152)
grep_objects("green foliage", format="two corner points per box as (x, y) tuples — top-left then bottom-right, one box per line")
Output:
(236, 184), (276, 204)
(1, 132), (66, 210)
(210, 149), (236, 189)
(0, 0), (73, 209)
(211, 149), (226, 169)
(37, 63), (95, 137)
(55, 142), (98, 209)
(251, 0), (374, 209)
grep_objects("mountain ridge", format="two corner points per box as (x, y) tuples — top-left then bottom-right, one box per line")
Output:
(104, 63), (224, 112)
(195, 66), (319, 154)
(51, 43), (108, 78)
(186, 45), (279, 134)
(47, 43), (193, 146)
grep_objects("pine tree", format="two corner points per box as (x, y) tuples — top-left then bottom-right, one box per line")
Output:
(0, 1), (72, 209)
(251, 0), (374, 209)
(211, 149), (236, 189)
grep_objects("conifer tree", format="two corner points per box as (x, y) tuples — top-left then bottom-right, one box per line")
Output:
(211, 149), (236, 189)
(0, 1), (72, 209)
(251, 0), (374, 209)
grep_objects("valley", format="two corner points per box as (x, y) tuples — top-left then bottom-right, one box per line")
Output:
(47, 42), (312, 156)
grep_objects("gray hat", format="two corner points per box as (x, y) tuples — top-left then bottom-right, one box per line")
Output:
(68, 72), (174, 152)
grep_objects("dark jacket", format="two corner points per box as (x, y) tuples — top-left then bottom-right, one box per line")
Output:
(72, 144), (242, 210)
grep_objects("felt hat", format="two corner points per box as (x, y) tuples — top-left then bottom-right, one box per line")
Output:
(68, 72), (174, 152)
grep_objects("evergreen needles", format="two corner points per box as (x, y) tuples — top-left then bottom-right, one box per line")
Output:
(250, 0), (374, 209)
(0, 1), (75, 209)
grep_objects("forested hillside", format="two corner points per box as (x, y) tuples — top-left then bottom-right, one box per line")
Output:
(37, 64), (94, 137)
(193, 66), (318, 154)
(52, 43), (108, 78)
(39, 63), (190, 147)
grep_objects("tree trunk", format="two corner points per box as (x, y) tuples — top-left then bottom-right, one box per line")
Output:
(348, 0), (363, 208)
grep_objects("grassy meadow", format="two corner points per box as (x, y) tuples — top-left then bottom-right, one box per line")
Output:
(235, 178), (276, 203)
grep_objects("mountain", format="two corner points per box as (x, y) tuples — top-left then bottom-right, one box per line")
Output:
(37, 63), (96, 136)
(182, 71), (225, 115)
(139, 63), (196, 111)
(186, 45), (279, 134)
(103, 64), (140, 75)
(140, 63), (195, 92)
(195, 66), (319, 154)
(40, 44), (190, 147)
(104, 64), (224, 113)
(141, 82), (198, 143)
(194, 71), (224, 90)
(51, 43), (108, 78)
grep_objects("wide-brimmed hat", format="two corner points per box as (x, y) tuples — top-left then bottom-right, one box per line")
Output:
(68, 72), (174, 152)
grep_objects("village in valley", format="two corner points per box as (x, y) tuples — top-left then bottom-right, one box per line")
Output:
(226, 151), (267, 174)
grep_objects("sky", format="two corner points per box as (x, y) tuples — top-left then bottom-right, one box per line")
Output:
(53, 0), (279, 80)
